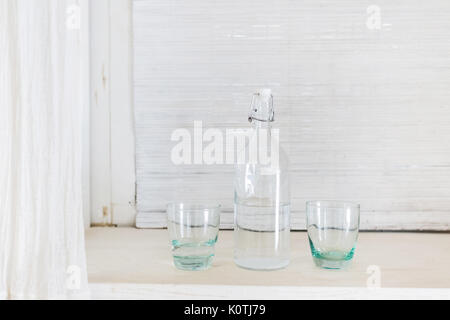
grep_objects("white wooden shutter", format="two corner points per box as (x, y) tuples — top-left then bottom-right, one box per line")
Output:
(134, 0), (450, 231)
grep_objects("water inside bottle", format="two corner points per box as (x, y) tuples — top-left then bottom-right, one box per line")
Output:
(234, 200), (290, 270)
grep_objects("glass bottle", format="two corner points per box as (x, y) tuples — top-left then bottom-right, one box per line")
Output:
(233, 89), (291, 270)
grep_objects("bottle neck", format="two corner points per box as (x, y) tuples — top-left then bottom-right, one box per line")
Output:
(252, 119), (272, 129)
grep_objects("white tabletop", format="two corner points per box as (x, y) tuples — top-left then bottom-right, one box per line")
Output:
(86, 228), (450, 299)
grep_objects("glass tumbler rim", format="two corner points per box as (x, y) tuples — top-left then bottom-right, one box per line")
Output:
(166, 203), (221, 226)
(167, 203), (222, 212)
(306, 200), (360, 210)
(166, 203), (222, 221)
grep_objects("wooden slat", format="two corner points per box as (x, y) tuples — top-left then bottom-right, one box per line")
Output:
(109, 0), (136, 226)
(90, 0), (136, 226)
(90, 0), (112, 225)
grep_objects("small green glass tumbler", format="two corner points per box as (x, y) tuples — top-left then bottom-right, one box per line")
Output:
(167, 204), (221, 271)
(306, 201), (360, 270)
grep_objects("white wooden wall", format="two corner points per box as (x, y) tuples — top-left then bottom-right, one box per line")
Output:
(133, 0), (450, 231)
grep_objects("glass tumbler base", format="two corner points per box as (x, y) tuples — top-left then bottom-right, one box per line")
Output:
(313, 257), (352, 270)
(173, 255), (214, 271)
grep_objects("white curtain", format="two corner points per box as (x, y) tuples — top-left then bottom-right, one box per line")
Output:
(0, 0), (89, 299)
